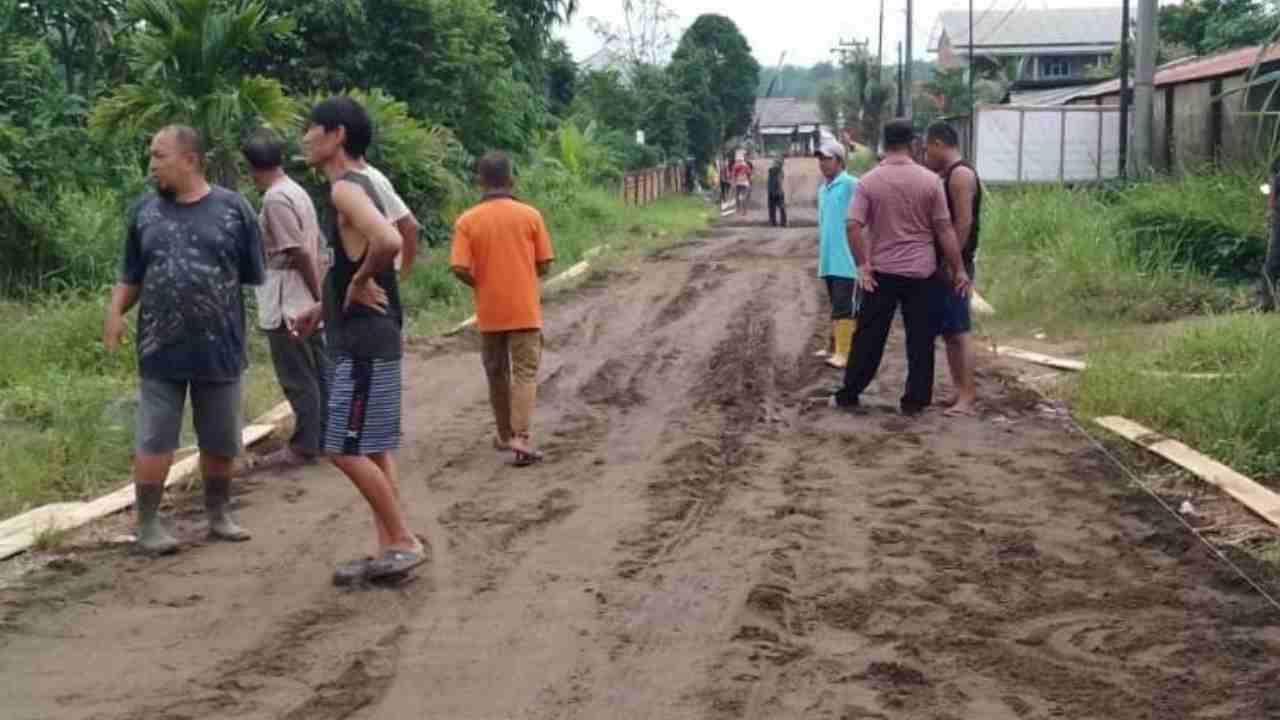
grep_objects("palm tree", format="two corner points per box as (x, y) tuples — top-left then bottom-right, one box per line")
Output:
(90, 0), (295, 187)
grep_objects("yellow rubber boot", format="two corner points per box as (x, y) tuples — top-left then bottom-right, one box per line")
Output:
(826, 319), (855, 369)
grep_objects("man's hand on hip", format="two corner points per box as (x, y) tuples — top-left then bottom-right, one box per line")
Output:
(344, 277), (389, 314)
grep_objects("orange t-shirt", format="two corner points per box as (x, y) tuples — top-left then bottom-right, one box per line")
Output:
(450, 195), (555, 332)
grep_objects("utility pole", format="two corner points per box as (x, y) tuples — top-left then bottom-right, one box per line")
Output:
(877, 0), (885, 83)
(1134, 0), (1157, 176)
(968, 0), (976, 157)
(904, 0), (914, 120)
(896, 42), (905, 117)
(832, 37), (869, 66)
(1119, 0), (1131, 178)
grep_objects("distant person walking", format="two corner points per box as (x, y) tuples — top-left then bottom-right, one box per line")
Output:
(450, 151), (555, 466)
(289, 96), (425, 584)
(767, 156), (787, 227)
(831, 119), (969, 415)
(103, 125), (264, 554)
(242, 129), (328, 468)
(924, 120), (982, 417)
(733, 154), (752, 216)
(814, 141), (859, 370)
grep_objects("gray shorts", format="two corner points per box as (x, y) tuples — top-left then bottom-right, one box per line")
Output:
(136, 377), (243, 457)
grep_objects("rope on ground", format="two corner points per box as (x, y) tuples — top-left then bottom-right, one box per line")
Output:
(983, 325), (1280, 616)
(1062, 414), (1280, 616)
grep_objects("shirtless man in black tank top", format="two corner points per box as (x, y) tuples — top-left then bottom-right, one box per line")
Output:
(292, 96), (425, 584)
(925, 121), (982, 417)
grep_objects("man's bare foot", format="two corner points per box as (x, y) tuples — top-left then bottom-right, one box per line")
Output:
(937, 393), (959, 407)
(944, 398), (978, 417)
(493, 436), (512, 451)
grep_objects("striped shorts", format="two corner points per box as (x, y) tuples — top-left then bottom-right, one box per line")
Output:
(324, 355), (402, 456)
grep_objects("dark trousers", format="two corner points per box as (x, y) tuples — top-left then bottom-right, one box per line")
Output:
(266, 329), (330, 455)
(1263, 221), (1280, 310)
(768, 193), (787, 227)
(835, 273), (936, 412)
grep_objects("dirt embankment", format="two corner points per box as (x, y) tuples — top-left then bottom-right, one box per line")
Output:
(3, 164), (1279, 719)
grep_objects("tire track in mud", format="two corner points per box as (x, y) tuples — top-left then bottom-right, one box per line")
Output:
(615, 279), (778, 581)
(702, 372), (1280, 720)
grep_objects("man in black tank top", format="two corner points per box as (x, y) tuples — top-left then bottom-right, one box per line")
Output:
(292, 96), (426, 583)
(925, 121), (982, 417)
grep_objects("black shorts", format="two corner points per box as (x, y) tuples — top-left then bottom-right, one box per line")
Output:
(824, 276), (859, 320)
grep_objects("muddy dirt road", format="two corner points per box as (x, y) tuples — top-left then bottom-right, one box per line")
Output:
(4, 170), (1280, 719)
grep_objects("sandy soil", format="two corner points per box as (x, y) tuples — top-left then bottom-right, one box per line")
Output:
(3, 160), (1280, 719)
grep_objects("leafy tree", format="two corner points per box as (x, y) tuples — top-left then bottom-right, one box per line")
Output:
(89, 0), (296, 187)
(23, 0), (130, 97)
(668, 46), (720, 166)
(493, 0), (577, 77)
(671, 14), (759, 158)
(1159, 0), (1277, 55)
(243, 0), (545, 155)
(544, 39), (577, 119)
(571, 68), (642, 135)
(633, 63), (689, 160)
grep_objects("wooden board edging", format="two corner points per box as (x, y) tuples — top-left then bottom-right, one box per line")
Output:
(1094, 415), (1280, 528)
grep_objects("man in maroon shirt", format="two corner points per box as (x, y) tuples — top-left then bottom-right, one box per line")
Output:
(832, 119), (970, 415)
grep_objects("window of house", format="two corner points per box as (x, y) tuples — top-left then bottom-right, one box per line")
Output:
(1042, 58), (1072, 78)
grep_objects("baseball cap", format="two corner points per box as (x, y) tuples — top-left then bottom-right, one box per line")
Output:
(814, 141), (847, 162)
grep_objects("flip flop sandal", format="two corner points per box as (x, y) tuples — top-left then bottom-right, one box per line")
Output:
(367, 549), (427, 580)
(332, 556), (374, 587)
(512, 448), (545, 467)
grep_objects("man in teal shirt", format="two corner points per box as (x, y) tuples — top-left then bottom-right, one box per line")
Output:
(815, 141), (859, 369)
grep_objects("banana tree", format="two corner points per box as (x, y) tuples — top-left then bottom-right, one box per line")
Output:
(90, 0), (296, 188)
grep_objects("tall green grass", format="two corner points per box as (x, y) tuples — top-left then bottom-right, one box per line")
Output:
(980, 182), (1236, 335)
(1074, 314), (1280, 479)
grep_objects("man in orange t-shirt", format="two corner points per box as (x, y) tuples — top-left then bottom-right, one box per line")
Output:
(450, 151), (555, 465)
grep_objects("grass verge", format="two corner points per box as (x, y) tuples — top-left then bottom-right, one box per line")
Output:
(0, 190), (711, 521)
(978, 171), (1277, 482)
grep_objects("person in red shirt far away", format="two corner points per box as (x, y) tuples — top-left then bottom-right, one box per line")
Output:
(450, 152), (556, 466)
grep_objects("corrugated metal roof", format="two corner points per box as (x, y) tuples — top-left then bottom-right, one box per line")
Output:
(1072, 44), (1280, 99)
(1008, 84), (1107, 106)
(754, 97), (822, 128)
(931, 7), (1123, 52)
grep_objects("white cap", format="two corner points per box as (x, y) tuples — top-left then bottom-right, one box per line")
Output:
(815, 141), (847, 163)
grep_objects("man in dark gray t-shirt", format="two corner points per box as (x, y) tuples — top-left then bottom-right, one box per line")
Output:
(104, 124), (264, 555)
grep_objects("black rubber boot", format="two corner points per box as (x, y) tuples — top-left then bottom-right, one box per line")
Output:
(135, 482), (179, 555)
(204, 476), (251, 542)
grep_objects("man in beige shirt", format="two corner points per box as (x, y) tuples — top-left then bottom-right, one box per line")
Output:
(242, 129), (328, 466)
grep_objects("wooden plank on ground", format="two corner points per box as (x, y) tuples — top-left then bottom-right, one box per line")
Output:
(996, 346), (1087, 372)
(0, 423), (280, 560)
(254, 400), (294, 426)
(971, 290), (996, 316)
(1095, 415), (1280, 528)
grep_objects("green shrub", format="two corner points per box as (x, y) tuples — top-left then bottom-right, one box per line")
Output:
(980, 184), (1234, 333)
(1116, 171), (1267, 280)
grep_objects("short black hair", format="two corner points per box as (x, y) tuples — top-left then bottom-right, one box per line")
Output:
(883, 118), (916, 150)
(926, 121), (959, 148)
(240, 127), (285, 170)
(476, 151), (513, 189)
(309, 96), (373, 159)
(160, 124), (205, 164)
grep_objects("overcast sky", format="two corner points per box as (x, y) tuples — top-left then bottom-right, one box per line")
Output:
(554, 1), (1166, 69)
